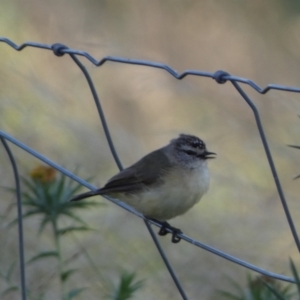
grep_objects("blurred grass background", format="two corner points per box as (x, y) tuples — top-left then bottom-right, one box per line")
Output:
(1, 0), (300, 299)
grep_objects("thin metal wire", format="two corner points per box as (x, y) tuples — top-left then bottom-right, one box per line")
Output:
(47, 41), (300, 252)
(68, 52), (123, 171)
(66, 50), (187, 296)
(1, 38), (300, 298)
(0, 131), (295, 284)
(2, 38), (300, 94)
(0, 137), (27, 300)
(144, 221), (188, 299)
(231, 80), (300, 251)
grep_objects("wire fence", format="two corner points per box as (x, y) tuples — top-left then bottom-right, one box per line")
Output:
(0, 37), (300, 300)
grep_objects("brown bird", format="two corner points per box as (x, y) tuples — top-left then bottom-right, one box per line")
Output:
(71, 134), (215, 242)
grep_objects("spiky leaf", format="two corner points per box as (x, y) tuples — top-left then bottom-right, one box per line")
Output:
(57, 226), (96, 236)
(107, 272), (144, 300)
(27, 251), (58, 264)
(64, 288), (86, 300)
(1, 286), (18, 298)
(61, 269), (77, 282)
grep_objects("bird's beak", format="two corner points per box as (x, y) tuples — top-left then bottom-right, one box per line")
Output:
(203, 151), (216, 159)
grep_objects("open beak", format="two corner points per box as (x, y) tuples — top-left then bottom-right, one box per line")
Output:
(203, 151), (216, 159)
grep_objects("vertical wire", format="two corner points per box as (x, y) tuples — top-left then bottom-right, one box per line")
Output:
(0, 131), (296, 284)
(231, 81), (300, 252)
(68, 54), (188, 299)
(144, 221), (188, 300)
(0, 138), (27, 300)
(70, 54), (123, 171)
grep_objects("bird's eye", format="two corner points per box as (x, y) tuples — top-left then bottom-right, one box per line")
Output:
(183, 150), (197, 156)
(192, 140), (205, 149)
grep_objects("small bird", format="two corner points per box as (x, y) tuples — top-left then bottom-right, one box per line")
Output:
(71, 134), (216, 242)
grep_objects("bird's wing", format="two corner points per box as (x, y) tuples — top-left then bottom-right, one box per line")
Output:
(100, 148), (172, 194)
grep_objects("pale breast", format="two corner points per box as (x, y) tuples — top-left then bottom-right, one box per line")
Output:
(119, 162), (210, 221)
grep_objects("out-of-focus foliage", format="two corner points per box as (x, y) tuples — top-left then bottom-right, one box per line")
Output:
(220, 260), (300, 300)
(219, 274), (292, 300)
(1, 1), (300, 299)
(6, 165), (99, 299)
(106, 271), (144, 300)
(3, 165), (143, 299)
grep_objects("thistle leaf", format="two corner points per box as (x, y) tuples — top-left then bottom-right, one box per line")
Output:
(64, 288), (86, 300)
(1, 286), (18, 298)
(27, 251), (58, 264)
(61, 269), (77, 282)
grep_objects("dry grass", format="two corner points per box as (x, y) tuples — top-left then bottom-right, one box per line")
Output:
(1, 1), (300, 299)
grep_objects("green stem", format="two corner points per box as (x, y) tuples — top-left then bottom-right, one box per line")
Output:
(51, 218), (65, 299)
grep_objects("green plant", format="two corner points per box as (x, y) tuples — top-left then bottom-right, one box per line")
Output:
(4, 165), (145, 300)
(106, 271), (144, 300)
(263, 259), (300, 300)
(218, 273), (292, 300)
(8, 165), (100, 299)
(0, 262), (18, 299)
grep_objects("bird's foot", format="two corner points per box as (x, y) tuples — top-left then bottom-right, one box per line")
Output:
(152, 220), (182, 243)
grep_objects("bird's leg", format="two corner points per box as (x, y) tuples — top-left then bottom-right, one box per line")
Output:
(149, 219), (183, 243)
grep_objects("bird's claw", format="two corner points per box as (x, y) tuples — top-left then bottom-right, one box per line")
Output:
(157, 221), (182, 243)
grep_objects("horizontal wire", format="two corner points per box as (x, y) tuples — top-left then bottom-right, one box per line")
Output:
(1, 38), (300, 299)
(0, 131), (295, 283)
(67, 52), (188, 298)
(1, 37), (300, 94)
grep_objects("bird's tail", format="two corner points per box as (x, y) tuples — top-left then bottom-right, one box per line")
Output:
(71, 190), (101, 202)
